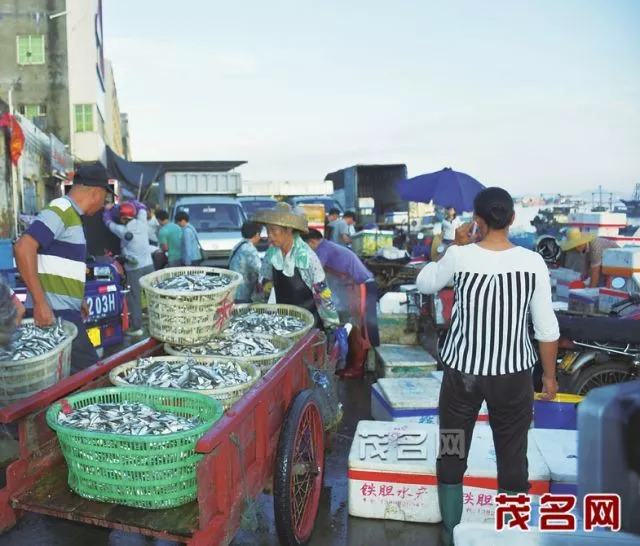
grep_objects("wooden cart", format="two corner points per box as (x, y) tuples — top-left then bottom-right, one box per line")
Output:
(0, 331), (332, 545)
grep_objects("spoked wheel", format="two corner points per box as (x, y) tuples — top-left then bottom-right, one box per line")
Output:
(570, 361), (637, 396)
(274, 389), (325, 546)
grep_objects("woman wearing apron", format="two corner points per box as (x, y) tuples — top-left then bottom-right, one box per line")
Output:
(253, 203), (340, 333)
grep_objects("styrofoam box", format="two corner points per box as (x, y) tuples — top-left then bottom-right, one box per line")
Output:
(378, 293), (407, 315)
(428, 370), (443, 383)
(376, 344), (438, 378)
(370, 378), (489, 424)
(348, 421), (550, 523)
(453, 523), (639, 546)
(602, 247), (640, 276)
(568, 212), (627, 228)
(530, 429), (577, 495)
(549, 268), (581, 299)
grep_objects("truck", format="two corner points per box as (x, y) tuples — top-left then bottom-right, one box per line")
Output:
(324, 164), (408, 224)
(162, 171), (246, 267)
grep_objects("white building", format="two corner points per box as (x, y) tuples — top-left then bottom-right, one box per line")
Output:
(66, 0), (107, 164)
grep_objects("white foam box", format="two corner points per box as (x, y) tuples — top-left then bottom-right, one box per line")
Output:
(375, 344), (438, 378)
(568, 287), (628, 314)
(602, 246), (640, 277)
(348, 421), (550, 523)
(453, 524), (638, 546)
(530, 429), (577, 495)
(370, 377), (489, 424)
(569, 212), (626, 230)
(549, 267), (581, 299)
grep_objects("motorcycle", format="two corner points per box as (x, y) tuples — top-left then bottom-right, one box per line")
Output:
(556, 295), (640, 395)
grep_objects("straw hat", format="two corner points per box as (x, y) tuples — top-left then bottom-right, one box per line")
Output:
(253, 202), (309, 233)
(560, 228), (596, 251)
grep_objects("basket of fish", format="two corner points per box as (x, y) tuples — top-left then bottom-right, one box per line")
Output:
(164, 333), (294, 373)
(0, 318), (77, 406)
(109, 356), (261, 409)
(225, 304), (315, 343)
(140, 267), (243, 346)
(46, 387), (224, 509)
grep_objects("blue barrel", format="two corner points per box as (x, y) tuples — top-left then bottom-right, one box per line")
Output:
(0, 239), (15, 287)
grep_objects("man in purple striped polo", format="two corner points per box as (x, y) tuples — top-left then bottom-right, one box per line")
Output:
(15, 164), (113, 373)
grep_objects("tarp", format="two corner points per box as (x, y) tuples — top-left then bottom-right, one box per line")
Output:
(105, 146), (161, 193)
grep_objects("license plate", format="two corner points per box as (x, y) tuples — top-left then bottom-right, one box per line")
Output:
(87, 327), (101, 347)
(86, 291), (118, 320)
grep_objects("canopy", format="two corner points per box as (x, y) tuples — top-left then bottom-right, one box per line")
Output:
(396, 167), (485, 212)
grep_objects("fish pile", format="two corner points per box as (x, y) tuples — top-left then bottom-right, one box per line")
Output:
(0, 318), (67, 361)
(172, 335), (282, 357)
(226, 312), (308, 336)
(122, 358), (252, 390)
(57, 402), (200, 435)
(155, 273), (231, 292)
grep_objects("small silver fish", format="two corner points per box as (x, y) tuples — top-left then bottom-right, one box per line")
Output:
(58, 402), (200, 435)
(123, 358), (251, 390)
(155, 273), (231, 292)
(171, 334), (280, 357)
(226, 312), (307, 337)
(0, 318), (67, 361)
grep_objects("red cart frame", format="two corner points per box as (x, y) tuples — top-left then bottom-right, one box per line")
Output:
(0, 330), (330, 545)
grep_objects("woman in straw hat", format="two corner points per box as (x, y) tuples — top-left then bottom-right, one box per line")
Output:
(560, 228), (619, 288)
(253, 202), (340, 331)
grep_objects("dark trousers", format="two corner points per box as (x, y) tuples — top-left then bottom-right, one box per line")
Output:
(437, 366), (533, 492)
(364, 280), (380, 347)
(54, 310), (99, 374)
(127, 265), (154, 330)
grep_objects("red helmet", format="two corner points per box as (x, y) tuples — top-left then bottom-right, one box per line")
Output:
(119, 202), (136, 219)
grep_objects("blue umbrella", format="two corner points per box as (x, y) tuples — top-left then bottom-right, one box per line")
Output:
(396, 167), (486, 212)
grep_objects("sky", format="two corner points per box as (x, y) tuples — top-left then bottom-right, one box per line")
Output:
(103, 0), (640, 197)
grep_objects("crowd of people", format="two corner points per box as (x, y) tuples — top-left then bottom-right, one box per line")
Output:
(7, 164), (378, 378)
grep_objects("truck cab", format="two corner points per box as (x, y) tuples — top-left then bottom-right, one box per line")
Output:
(171, 196), (246, 267)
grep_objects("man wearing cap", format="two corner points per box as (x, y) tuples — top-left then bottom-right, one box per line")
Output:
(14, 164), (112, 372)
(561, 228), (619, 288)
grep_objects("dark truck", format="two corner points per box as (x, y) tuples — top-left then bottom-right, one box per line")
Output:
(324, 164), (408, 224)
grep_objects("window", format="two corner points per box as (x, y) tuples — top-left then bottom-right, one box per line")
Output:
(17, 35), (45, 65)
(75, 104), (94, 132)
(18, 104), (47, 120)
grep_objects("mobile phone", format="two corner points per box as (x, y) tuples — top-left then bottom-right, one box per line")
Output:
(470, 222), (479, 238)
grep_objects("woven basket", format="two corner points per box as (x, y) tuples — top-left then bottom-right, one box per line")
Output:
(164, 333), (293, 373)
(0, 319), (77, 406)
(140, 267), (243, 346)
(226, 304), (315, 343)
(46, 387), (223, 509)
(109, 356), (261, 409)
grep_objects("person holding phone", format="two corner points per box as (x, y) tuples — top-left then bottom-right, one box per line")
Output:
(416, 187), (559, 546)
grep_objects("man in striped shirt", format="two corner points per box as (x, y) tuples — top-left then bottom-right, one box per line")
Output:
(15, 164), (113, 373)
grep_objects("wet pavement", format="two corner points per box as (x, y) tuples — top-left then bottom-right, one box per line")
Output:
(0, 374), (441, 546)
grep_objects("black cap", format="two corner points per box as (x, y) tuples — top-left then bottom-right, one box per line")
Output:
(73, 164), (115, 195)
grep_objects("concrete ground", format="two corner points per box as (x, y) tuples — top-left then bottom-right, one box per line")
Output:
(0, 374), (442, 546)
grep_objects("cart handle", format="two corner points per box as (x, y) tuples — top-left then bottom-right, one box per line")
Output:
(0, 337), (162, 423)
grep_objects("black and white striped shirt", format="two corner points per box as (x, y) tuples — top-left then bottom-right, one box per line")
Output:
(417, 244), (559, 376)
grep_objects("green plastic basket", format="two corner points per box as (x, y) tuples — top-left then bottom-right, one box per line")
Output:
(46, 387), (224, 509)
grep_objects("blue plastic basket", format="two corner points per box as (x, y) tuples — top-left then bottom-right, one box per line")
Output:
(533, 393), (584, 430)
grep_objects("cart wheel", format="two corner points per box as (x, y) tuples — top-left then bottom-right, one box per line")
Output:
(274, 389), (325, 546)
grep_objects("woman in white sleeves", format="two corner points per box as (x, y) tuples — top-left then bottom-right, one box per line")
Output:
(417, 187), (559, 546)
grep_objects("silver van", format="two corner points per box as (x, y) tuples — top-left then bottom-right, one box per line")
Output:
(172, 196), (247, 267)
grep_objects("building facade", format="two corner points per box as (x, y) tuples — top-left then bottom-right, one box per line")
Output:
(104, 59), (124, 157)
(0, 0), (116, 165)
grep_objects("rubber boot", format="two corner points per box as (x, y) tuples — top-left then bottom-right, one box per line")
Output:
(438, 483), (463, 546)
